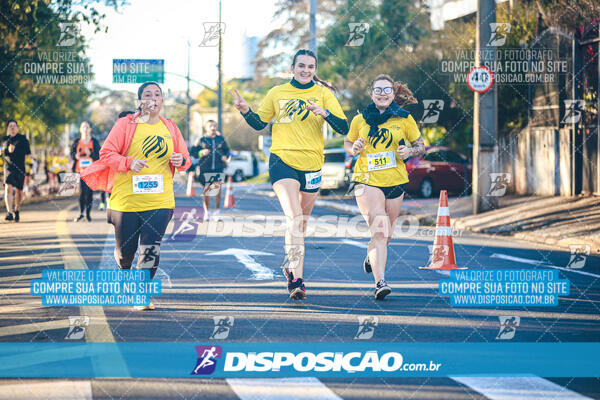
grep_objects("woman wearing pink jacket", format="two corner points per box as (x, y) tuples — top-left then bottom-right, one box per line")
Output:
(82, 81), (191, 310)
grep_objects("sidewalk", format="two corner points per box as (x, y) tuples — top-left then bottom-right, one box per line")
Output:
(250, 186), (600, 254)
(452, 195), (600, 254)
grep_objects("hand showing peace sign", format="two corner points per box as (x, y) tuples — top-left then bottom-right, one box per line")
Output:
(306, 99), (328, 118)
(228, 88), (249, 114)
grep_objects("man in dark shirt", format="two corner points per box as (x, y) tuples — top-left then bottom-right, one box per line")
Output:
(1, 119), (31, 222)
(198, 120), (230, 221)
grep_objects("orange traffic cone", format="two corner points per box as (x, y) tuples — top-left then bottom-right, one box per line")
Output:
(419, 190), (466, 270)
(223, 175), (235, 208)
(186, 173), (196, 197)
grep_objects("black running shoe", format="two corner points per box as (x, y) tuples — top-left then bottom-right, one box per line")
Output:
(5, 213), (13, 221)
(14, 211), (19, 222)
(363, 255), (372, 274)
(86, 213), (92, 222)
(375, 280), (391, 300)
(74, 214), (85, 222)
(289, 278), (306, 300)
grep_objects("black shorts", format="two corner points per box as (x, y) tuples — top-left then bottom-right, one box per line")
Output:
(4, 170), (25, 190)
(198, 170), (224, 187)
(269, 153), (322, 193)
(352, 181), (406, 200)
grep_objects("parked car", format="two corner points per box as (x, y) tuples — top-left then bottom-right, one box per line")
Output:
(320, 148), (348, 193)
(404, 146), (472, 198)
(195, 151), (266, 182)
(224, 151), (264, 182)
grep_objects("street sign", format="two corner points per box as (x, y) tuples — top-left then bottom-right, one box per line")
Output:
(467, 66), (494, 93)
(112, 59), (164, 84)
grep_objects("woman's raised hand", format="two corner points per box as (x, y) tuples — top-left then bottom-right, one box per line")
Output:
(228, 88), (249, 114)
(306, 99), (328, 118)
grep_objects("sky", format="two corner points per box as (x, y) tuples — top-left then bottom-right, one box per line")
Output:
(83, 0), (279, 95)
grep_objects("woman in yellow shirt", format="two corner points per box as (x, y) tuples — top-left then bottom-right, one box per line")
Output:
(229, 49), (348, 300)
(344, 74), (425, 300)
(83, 81), (191, 310)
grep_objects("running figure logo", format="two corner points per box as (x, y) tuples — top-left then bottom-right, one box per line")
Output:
(421, 100), (444, 123)
(354, 316), (379, 339)
(209, 316), (234, 340)
(561, 100), (584, 124)
(58, 172), (80, 196)
(138, 244), (160, 269)
(170, 207), (201, 242)
(57, 22), (79, 46)
(202, 172), (224, 197)
(566, 244), (590, 269)
(199, 22), (226, 47)
(428, 244), (449, 269)
(487, 23), (511, 46)
(65, 316), (89, 340)
(487, 173), (511, 196)
(346, 22), (370, 47)
(191, 345), (222, 375)
(496, 316), (520, 340)
(277, 99), (310, 123)
(368, 128), (393, 149)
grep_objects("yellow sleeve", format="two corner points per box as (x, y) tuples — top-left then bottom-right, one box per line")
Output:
(256, 87), (276, 123)
(347, 115), (361, 142)
(323, 87), (346, 120)
(405, 114), (421, 142)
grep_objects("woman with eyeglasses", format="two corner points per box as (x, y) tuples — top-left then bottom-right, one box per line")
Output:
(344, 74), (425, 300)
(229, 49), (348, 300)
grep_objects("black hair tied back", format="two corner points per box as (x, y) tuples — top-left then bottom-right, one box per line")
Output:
(137, 81), (162, 100)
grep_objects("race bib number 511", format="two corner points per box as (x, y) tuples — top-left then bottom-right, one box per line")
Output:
(132, 174), (164, 194)
(367, 150), (397, 171)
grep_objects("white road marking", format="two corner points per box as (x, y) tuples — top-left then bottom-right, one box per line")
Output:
(341, 239), (368, 249)
(490, 253), (600, 279)
(226, 377), (342, 400)
(0, 381), (92, 400)
(452, 376), (592, 400)
(206, 249), (274, 280)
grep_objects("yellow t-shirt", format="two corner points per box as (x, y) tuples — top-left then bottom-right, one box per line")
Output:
(109, 121), (174, 212)
(257, 82), (346, 171)
(348, 113), (421, 187)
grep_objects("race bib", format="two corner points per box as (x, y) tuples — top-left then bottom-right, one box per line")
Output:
(367, 151), (397, 171)
(79, 158), (92, 168)
(132, 174), (164, 194)
(304, 171), (322, 190)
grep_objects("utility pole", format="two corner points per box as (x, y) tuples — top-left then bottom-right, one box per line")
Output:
(309, 0), (317, 55)
(186, 39), (191, 143)
(217, 0), (223, 133)
(473, 0), (498, 214)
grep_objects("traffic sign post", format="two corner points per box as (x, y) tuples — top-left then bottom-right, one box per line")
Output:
(467, 65), (494, 93)
(113, 59), (164, 84)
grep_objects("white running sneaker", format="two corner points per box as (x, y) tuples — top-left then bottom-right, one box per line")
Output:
(211, 209), (221, 221)
(203, 211), (210, 222)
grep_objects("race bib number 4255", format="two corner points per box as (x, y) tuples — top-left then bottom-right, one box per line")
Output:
(132, 174), (164, 194)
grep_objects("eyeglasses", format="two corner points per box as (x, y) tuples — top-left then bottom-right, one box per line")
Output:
(372, 86), (393, 95)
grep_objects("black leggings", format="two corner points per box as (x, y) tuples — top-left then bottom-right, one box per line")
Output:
(79, 179), (93, 214)
(107, 208), (173, 278)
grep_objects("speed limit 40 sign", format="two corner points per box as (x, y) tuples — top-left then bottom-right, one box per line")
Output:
(467, 66), (494, 93)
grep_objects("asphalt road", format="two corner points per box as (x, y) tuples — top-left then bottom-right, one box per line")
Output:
(0, 182), (599, 399)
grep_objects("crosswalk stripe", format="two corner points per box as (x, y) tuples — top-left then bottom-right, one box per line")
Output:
(226, 377), (342, 400)
(452, 376), (592, 400)
(0, 380), (92, 400)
